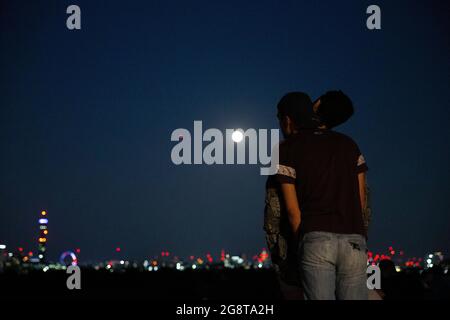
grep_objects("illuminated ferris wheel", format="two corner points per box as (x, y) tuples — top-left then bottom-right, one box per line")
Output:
(59, 251), (78, 266)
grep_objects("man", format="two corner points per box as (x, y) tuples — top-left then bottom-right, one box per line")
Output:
(276, 90), (369, 300)
(264, 92), (319, 298)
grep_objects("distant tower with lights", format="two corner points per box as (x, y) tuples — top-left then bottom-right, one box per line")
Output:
(38, 210), (48, 263)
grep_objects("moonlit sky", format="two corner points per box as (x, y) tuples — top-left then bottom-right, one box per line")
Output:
(1, 0), (449, 261)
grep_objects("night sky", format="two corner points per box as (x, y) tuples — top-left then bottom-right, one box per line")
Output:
(1, 0), (449, 262)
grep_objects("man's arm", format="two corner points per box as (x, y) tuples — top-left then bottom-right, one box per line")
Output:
(276, 140), (300, 241)
(280, 183), (301, 240)
(358, 172), (367, 211)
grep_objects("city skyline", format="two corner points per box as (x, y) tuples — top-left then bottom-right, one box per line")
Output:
(0, 208), (442, 267)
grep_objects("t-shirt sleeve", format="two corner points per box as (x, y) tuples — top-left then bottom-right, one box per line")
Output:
(350, 138), (368, 173)
(356, 151), (369, 173)
(275, 141), (296, 184)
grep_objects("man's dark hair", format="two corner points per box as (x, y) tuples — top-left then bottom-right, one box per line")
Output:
(316, 90), (354, 129)
(277, 92), (319, 129)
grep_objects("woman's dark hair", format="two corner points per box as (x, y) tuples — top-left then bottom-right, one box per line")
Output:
(316, 90), (354, 128)
(277, 92), (319, 129)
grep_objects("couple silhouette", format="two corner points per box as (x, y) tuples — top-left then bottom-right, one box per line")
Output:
(264, 91), (371, 300)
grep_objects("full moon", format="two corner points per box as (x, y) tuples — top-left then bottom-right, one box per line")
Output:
(231, 130), (244, 143)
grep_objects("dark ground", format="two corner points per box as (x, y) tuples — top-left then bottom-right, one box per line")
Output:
(0, 268), (283, 300)
(1, 267), (450, 300)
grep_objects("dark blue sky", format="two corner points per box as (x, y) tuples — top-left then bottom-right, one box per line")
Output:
(1, 0), (449, 261)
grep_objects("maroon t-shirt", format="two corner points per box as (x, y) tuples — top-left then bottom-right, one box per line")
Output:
(276, 129), (368, 236)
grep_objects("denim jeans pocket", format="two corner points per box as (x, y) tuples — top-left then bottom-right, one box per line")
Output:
(299, 232), (335, 267)
(300, 232), (333, 255)
(346, 234), (367, 253)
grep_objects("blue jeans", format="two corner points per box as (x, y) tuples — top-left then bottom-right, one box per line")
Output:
(299, 231), (368, 300)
